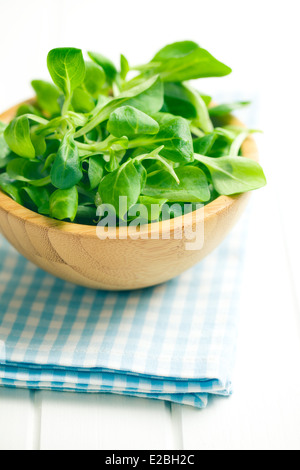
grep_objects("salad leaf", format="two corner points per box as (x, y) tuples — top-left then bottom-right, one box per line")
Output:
(47, 48), (86, 96)
(107, 106), (159, 138)
(87, 155), (105, 189)
(209, 101), (251, 117)
(88, 51), (117, 85)
(99, 160), (143, 219)
(50, 133), (82, 189)
(31, 80), (61, 116)
(75, 75), (163, 137)
(83, 61), (106, 97)
(128, 113), (194, 163)
(193, 134), (216, 155)
(49, 186), (78, 221)
(134, 41), (232, 82)
(6, 158), (50, 186)
(71, 88), (95, 113)
(0, 173), (23, 204)
(143, 166), (210, 202)
(120, 54), (130, 81)
(0, 122), (11, 167)
(22, 186), (52, 214)
(4, 116), (36, 159)
(194, 154), (267, 195)
(0, 42), (266, 228)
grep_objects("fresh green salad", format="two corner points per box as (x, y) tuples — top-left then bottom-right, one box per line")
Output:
(0, 41), (266, 225)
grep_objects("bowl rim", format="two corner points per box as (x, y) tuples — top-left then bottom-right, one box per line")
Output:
(0, 99), (259, 239)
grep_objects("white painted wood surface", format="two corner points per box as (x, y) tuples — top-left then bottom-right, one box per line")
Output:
(0, 0), (300, 451)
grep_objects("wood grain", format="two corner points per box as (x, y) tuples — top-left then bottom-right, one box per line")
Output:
(0, 101), (258, 290)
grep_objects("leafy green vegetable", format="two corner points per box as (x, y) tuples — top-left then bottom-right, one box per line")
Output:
(16, 103), (43, 118)
(193, 134), (216, 155)
(49, 186), (78, 221)
(71, 87), (95, 113)
(99, 160), (143, 219)
(75, 75), (163, 137)
(50, 132), (82, 189)
(22, 186), (52, 214)
(131, 196), (168, 222)
(0, 42), (266, 227)
(4, 116), (36, 159)
(107, 106), (159, 138)
(88, 51), (117, 85)
(47, 48), (85, 96)
(143, 166), (210, 202)
(128, 113), (194, 163)
(83, 61), (106, 97)
(87, 155), (105, 190)
(120, 54), (130, 81)
(194, 154), (267, 195)
(0, 122), (11, 167)
(209, 101), (251, 117)
(133, 41), (232, 82)
(31, 80), (61, 116)
(0, 173), (23, 204)
(183, 84), (213, 133)
(7, 158), (50, 186)
(47, 48), (85, 115)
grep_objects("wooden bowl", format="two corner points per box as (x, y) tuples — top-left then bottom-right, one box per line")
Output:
(0, 101), (258, 290)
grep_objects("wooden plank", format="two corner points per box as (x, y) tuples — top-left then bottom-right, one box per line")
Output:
(179, 188), (300, 450)
(0, 389), (38, 450)
(39, 392), (175, 450)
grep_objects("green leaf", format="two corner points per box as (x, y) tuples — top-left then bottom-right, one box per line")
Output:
(83, 61), (106, 97)
(0, 122), (11, 167)
(162, 82), (198, 119)
(71, 87), (95, 113)
(163, 83), (213, 133)
(209, 101), (251, 117)
(31, 133), (46, 157)
(143, 166), (210, 202)
(183, 84), (213, 133)
(0, 173), (23, 204)
(75, 75), (164, 138)
(194, 154), (267, 195)
(87, 155), (105, 189)
(120, 54), (130, 81)
(193, 134), (217, 155)
(88, 51), (117, 85)
(49, 186), (78, 221)
(134, 195), (168, 221)
(31, 80), (61, 115)
(16, 103), (43, 118)
(6, 158), (51, 187)
(4, 116), (36, 159)
(99, 160), (143, 219)
(76, 204), (97, 223)
(207, 134), (231, 158)
(22, 186), (52, 214)
(107, 106), (159, 138)
(50, 133), (83, 189)
(47, 48), (85, 96)
(128, 113), (194, 163)
(201, 94), (212, 107)
(136, 41), (232, 82)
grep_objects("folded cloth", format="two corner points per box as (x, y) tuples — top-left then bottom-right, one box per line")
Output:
(0, 211), (248, 408)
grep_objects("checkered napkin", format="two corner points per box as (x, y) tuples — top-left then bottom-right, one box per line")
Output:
(0, 210), (248, 408)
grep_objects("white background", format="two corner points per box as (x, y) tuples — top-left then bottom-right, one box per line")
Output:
(0, 0), (300, 450)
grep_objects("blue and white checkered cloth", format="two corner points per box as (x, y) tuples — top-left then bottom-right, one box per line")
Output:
(0, 211), (248, 408)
